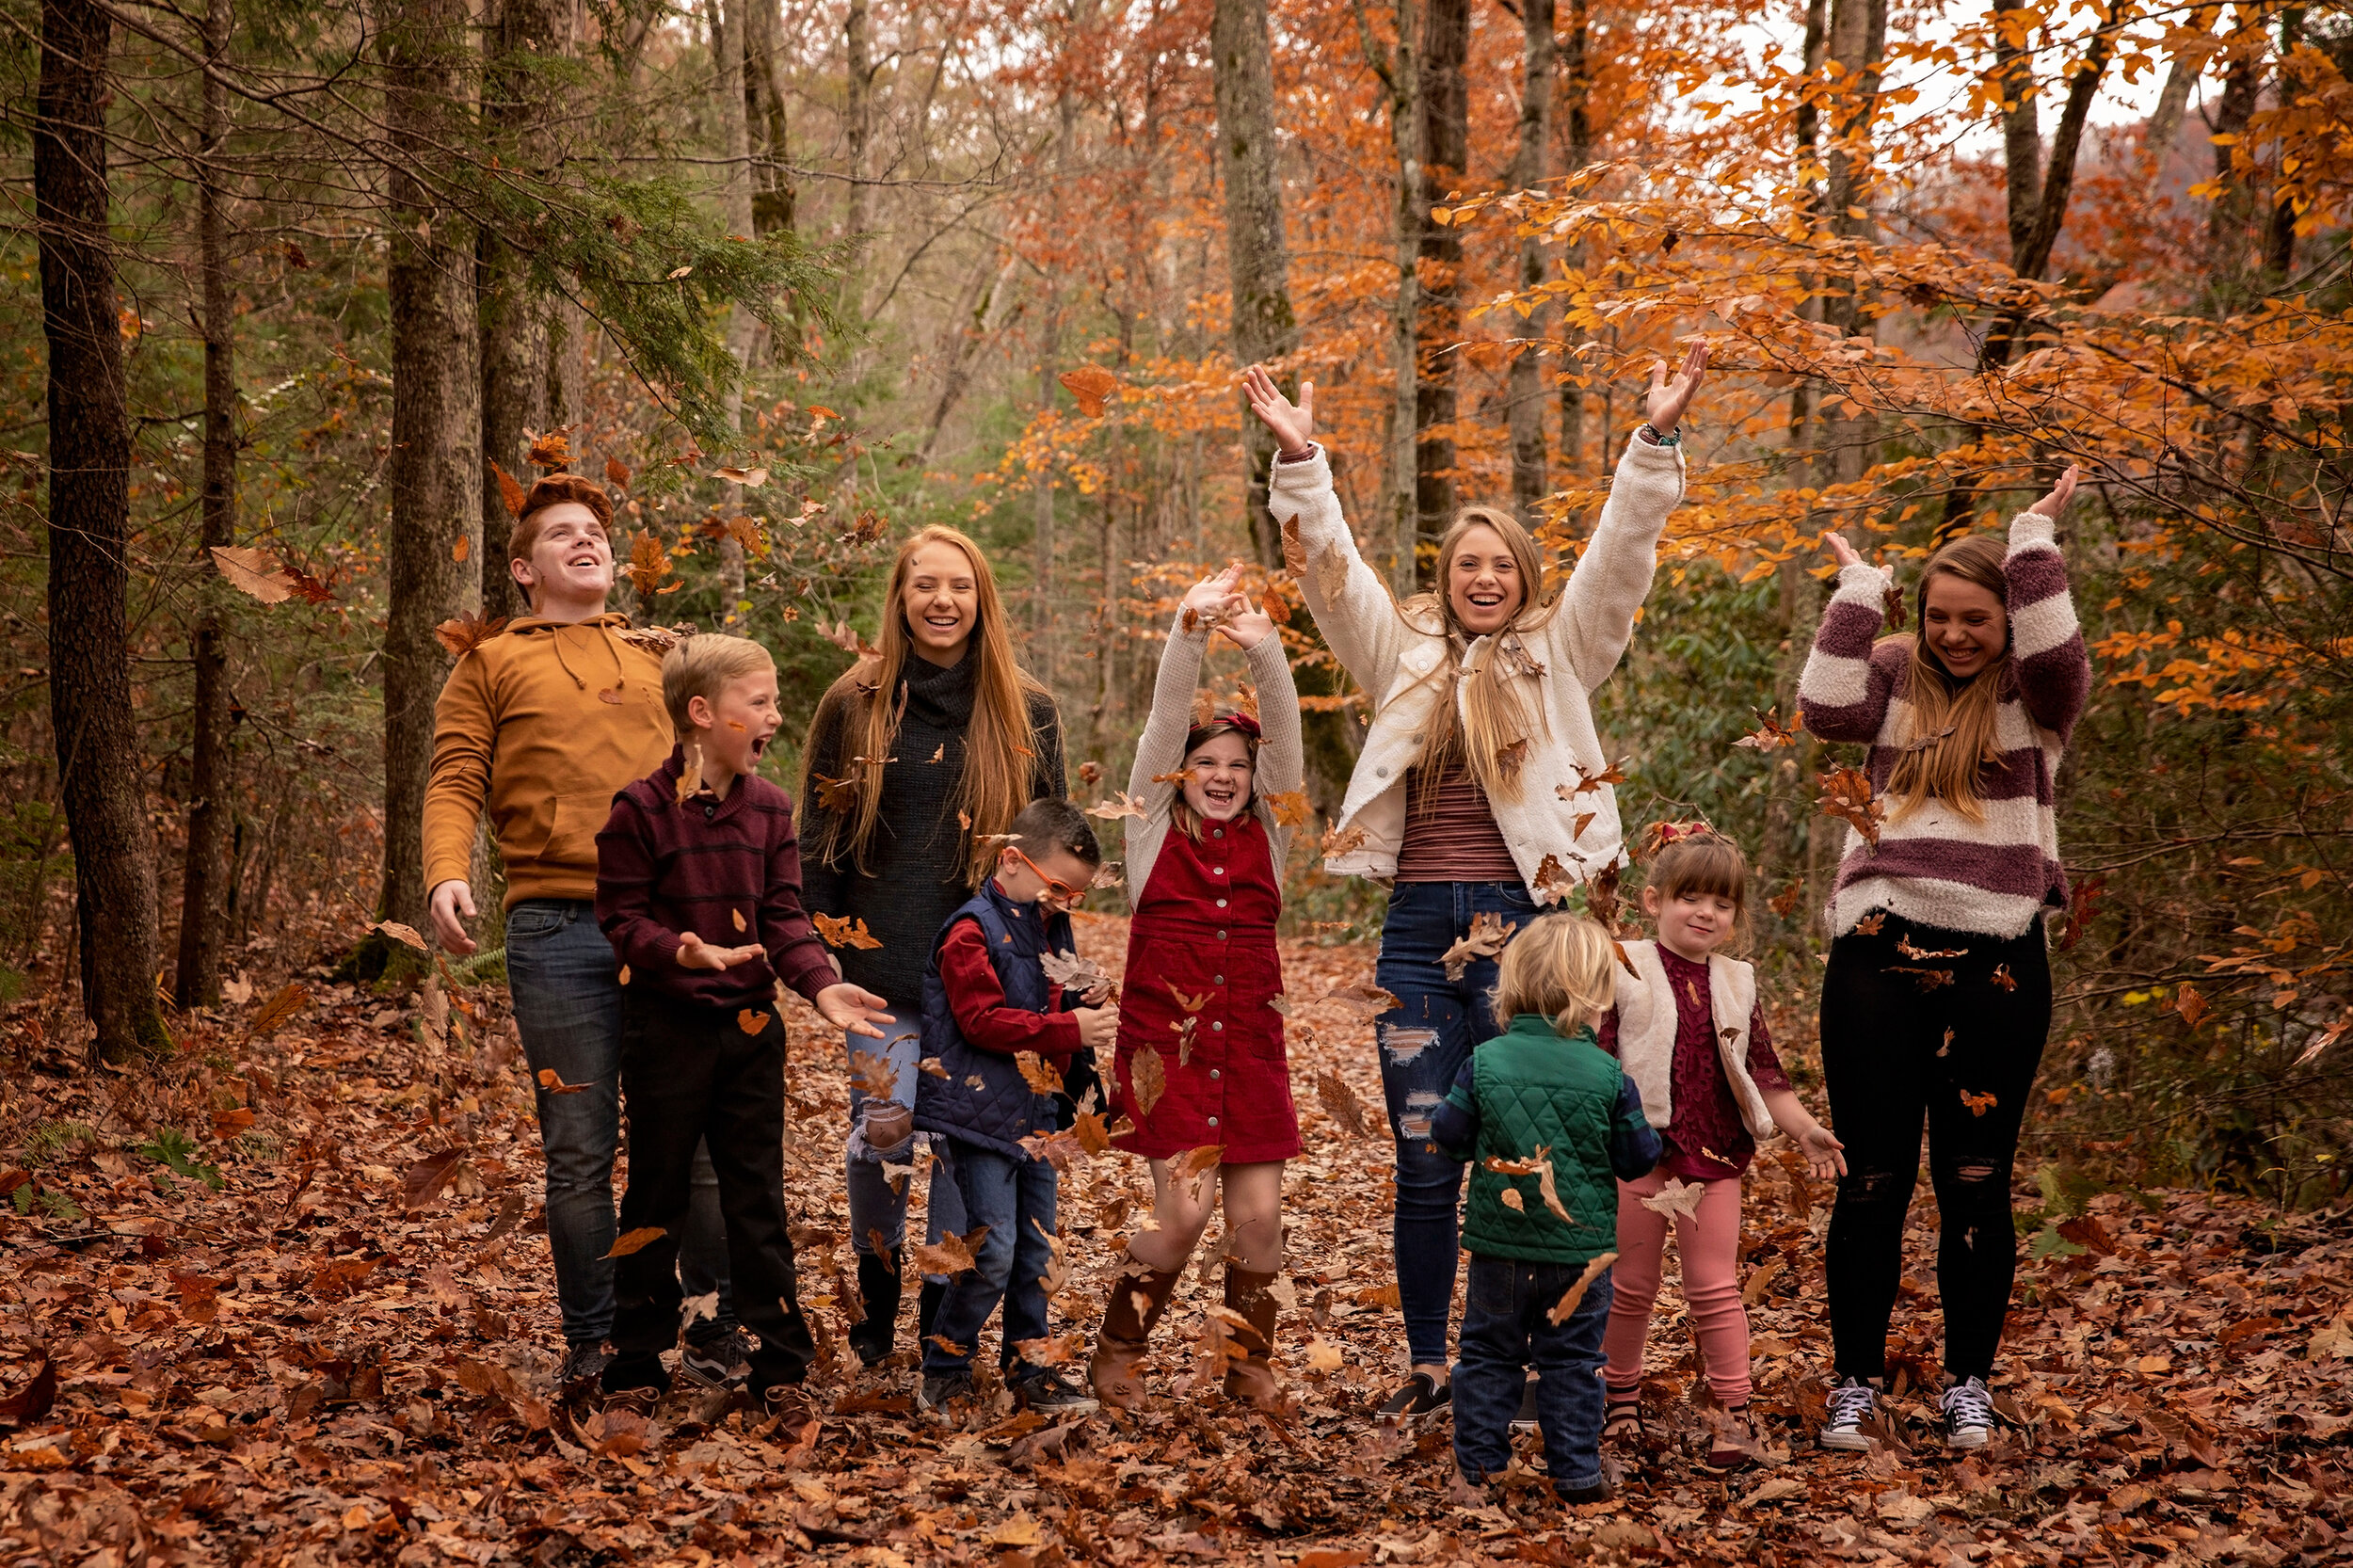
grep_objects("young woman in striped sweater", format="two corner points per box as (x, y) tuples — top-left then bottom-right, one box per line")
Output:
(1799, 467), (2090, 1452)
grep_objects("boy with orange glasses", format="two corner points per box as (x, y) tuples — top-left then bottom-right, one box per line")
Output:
(911, 797), (1116, 1416)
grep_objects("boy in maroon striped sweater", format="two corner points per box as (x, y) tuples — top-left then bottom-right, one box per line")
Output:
(594, 634), (893, 1412)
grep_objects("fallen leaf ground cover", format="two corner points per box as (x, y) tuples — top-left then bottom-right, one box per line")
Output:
(1, 911), (2347, 1565)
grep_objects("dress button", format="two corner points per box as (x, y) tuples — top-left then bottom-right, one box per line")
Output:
(1216, 930), (1226, 940)
(1212, 1020), (1224, 1032)
(1207, 1115), (1219, 1128)
(1213, 975), (1224, 985)
(1213, 828), (1225, 839)
(1215, 898), (1227, 908)
(1375, 766), (1390, 778)
(1210, 1068), (1222, 1080)
(1212, 867), (1224, 875)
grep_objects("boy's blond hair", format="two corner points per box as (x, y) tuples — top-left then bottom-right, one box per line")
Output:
(1493, 914), (1618, 1038)
(662, 633), (775, 735)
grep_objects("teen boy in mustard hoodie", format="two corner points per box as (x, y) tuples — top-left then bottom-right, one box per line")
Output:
(424, 474), (753, 1393)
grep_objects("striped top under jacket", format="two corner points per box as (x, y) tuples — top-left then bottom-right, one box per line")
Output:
(1798, 510), (2091, 939)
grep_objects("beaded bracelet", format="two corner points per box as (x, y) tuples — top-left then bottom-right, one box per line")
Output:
(1639, 423), (1683, 448)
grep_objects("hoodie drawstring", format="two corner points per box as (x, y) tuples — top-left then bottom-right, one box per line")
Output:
(550, 627), (587, 691)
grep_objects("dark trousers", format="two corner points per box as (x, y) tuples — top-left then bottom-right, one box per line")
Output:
(607, 993), (815, 1392)
(1374, 879), (1544, 1368)
(1822, 912), (2051, 1382)
(920, 1138), (1057, 1379)
(1454, 1254), (1613, 1496)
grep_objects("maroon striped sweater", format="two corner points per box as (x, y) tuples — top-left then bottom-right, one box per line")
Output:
(1798, 511), (2090, 938)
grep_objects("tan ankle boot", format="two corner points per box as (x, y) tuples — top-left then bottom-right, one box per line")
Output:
(1089, 1264), (1182, 1410)
(1221, 1263), (1282, 1407)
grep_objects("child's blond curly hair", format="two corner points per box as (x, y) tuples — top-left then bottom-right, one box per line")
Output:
(1493, 913), (1619, 1038)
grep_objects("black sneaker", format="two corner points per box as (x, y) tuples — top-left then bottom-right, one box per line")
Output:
(680, 1326), (753, 1388)
(1557, 1480), (1613, 1506)
(558, 1341), (611, 1393)
(1376, 1370), (1450, 1423)
(1510, 1372), (1540, 1433)
(917, 1372), (977, 1417)
(1013, 1368), (1101, 1416)
(1820, 1376), (1879, 1451)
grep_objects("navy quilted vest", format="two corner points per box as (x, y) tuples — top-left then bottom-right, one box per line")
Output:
(913, 883), (1072, 1158)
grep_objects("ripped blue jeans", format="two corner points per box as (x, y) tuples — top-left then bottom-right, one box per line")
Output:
(1374, 878), (1542, 1368)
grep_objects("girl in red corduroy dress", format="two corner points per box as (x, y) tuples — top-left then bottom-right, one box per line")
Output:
(1088, 564), (1303, 1409)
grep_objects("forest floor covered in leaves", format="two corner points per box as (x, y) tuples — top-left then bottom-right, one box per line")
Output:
(1, 910), (2349, 1566)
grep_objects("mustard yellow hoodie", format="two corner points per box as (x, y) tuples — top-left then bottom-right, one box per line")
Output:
(423, 615), (675, 907)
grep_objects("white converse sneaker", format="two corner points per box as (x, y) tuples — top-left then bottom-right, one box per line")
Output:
(1942, 1376), (1996, 1450)
(1819, 1377), (1879, 1450)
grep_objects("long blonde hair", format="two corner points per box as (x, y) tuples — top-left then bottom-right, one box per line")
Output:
(1885, 533), (2009, 823)
(802, 525), (1048, 877)
(1493, 914), (1618, 1038)
(1406, 506), (1552, 800)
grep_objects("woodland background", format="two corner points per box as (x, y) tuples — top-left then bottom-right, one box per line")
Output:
(4, 0), (2353, 1213)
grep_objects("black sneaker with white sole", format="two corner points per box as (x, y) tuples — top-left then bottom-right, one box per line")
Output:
(1820, 1377), (1879, 1450)
(1013, 1368), (1101, 1415)
(917, 1372), (977, 1417)
(1376, 1371), (1450, 1423)
(680, 1326), (753, 1388)
(1942, 1375), (1996, 1450)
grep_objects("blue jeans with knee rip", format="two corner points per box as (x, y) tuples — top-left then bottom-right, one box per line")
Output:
(504, 899), (734, 1348)
(1374, 879), (1544, 1368)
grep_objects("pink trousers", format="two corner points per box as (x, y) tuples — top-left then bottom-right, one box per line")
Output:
(1603, 1170), (1752, 1405)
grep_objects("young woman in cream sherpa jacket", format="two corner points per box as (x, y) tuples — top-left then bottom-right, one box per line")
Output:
(1241, 348), (1710, 1418)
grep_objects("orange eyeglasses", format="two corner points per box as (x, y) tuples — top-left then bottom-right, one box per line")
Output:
(1006, 845), (1089, 905)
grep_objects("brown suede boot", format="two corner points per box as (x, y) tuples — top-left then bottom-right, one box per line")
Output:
(1089, 1264), (1182, 1410)
(1222, 1264), (1282, 1407)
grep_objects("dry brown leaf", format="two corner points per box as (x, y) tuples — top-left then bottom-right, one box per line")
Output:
(911, 1224), (991, 1277)
(1265, 790), (1313, 827)
(604, 456), (632, 491)
(1128, 1043), (1167, 1118)
(526, 429), (571, 470)
(604, 1226), (666, 1259)
(737, 1009), (770, 1035)
(1817, 764), (1885, 848)
(211, 545), (300, 603)
(434, 610), (509, 658)
(1014, 1051), (1065, 1096)
(1546, 1251), (1619, 1325)
(370, 920), (428, 952)
(1314, 1068), (1373, 1137)
(1087, 792), (1150, 822)
(1439, 910), (1515, 983)
(1058, 363), (1119, 416)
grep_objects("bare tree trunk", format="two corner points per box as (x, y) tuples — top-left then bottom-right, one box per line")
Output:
(1211, 0), (1300, 570)
(1821, 0), (1886, 488)
(745, 0), (793, 236)
(1556, 0), (1590, 477)
(40, 0), (172, 1061)
(842, 0), (872, 260)
(2263, 7), (2302, 283)
(177, 0), (236, 1010)
(381, 0), (482, 933)
(479, 0), (572, 619)
(712, 0), (756, 623)
(1356, 0), (1423, 592)
(2202, 36), (2261, 312)
(1507, 0), (1553, 524)
(1414, 0), (1465, 546)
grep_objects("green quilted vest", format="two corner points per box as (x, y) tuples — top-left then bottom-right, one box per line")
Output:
(1459, 1016), (1628, 1266)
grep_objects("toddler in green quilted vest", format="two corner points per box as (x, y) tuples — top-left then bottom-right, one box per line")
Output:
(1432, 915), (1662, 1502)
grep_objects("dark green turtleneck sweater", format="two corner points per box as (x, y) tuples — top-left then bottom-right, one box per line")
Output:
(798, 648), (1064, 1007)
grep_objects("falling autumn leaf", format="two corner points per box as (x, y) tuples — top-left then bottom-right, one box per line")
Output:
(911, 1224), (991, 1276)
(451, 534), (471, 563)
(1733, 706), (1803, 751)
(1322, 983), (1401, 1019)
(1896, 933), (1969, 960)
(814, 912), (883, 949)
(1265, 790), (1313, 828)
(1058, 363), (1119, 416)
(1546, 1251), (1620, 1326)
(1321, 823), (1369, 857)
(1315, 1068), (1373, 1137)
(1087, 792), (1150, 822)
(710, 465), (769, 488)
(623, 531), (673, 597)
(604, 456), (632, 491)
(488, 459), (528, 519)
(1960, 1090), (1998, 1116)
(1817, 764), (1886, 848)
(1854, 912), (1887, 936)
(244, 982), (310, 1042)
(737, 1009), (770, 1035)
(1990, 963), (2018, 991)
(537, 1067), (592, 1095)
(210, 545), (302, 604)
(370, 920), (428, 952)
(1128, 1043), (1167, 1118)
(1014, 1052), (1065, 1096)
(434, 610), (510, 658)
(1532, 853), (1579, 906)
(603, 1226), (666, 1259)
(1439, 910), (1515, 983)
(811, 774), (858, 813)
(525, 430), (571, 470)
(1640, 1177), (1708, 1221)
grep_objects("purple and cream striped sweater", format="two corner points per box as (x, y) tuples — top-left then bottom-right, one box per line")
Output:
(1798, 511), (2090, 939)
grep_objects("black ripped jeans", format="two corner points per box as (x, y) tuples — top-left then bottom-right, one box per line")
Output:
(1821, 911), (2051, 1382)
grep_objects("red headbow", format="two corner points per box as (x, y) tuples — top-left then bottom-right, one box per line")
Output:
(1187, 711), (1262, 750)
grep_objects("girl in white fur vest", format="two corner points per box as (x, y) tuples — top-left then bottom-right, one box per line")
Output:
(1595, 824), (1844, 1472)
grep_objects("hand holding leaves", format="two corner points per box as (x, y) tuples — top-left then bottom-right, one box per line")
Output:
(1643, 341), (1710, 435)
(1240, 365), (1315, 457)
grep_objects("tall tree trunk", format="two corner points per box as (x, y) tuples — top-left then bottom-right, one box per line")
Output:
(479, 0), (572, 619)
(2202, 35), (2261, 312)
(177, 0), (236, 1010)
(712, 0), (757, 624)
(1506, 0), (1553, 524)
(1211, 0), (1300, 570)
(745, 0), (792, 236)
(1415, 0), (1466, 545)
(1556, 0), (1591, 476)
(1356, 0), (1423, 591)
(381, 0), (482, 934)
(1821, 0), (1886, 489)
(40, 0), (171, 1061)
(2262, 7), (2303, 283)
(1993, 7), (2041, 260)
(842, 0), (872, 263)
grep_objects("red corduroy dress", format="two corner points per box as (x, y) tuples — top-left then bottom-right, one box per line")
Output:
(1111, 811), (1300, 1162)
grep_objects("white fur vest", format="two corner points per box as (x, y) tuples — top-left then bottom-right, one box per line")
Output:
(1612, 939), (1776, 1140)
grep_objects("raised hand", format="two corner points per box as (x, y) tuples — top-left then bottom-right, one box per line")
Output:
(2028, 464), (2080, 519)
(816, 982), (895, 1040)
(1822, 532), (1864, 570)
(677, 931), (763, 971)
(1218, 597), (1277, 651)
(1643, 341), (1711, 436)
(1180, 564), (1243, 628)
(1241, 365), (1315, 458)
